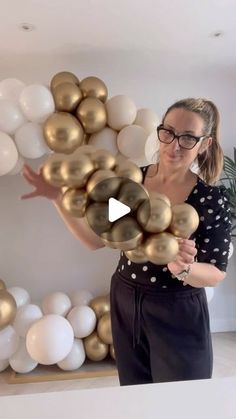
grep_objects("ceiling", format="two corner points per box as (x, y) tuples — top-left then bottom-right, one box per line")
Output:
(0, 0), (236, 73)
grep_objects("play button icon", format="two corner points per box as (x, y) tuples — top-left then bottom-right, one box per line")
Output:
(108, 197), (131, 222)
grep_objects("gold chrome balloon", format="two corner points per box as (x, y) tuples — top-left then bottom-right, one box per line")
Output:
(0, 290), (17, 330)
(100, 231), (119, 249)
(62, 188), (88, 217)
(117, 180), (148, 211)
(89, 295), (110, 319)
(85, 202), (111, 235)
(125, 243), (149, 263)
(61, 153), (95, 188)
(71, 144), (97, 157)
(76, 98), (107, 134)
(50, 71), (79, 91)
(79, 76), (108, 103)
(110, 216), (143, 251)
(115, 159), (143, 184)
(97, 312), (112, 345)
(91, 149), (116, 171)
(110, 344), (116, 360)
(52, 82), (83, 112)
(84, 331), (108, 361)
(44, 112), (84, 154)
(0, 279), (6, 291)
(169, 203), (199, 238)
(149, 191), (171, 207)
(137, 198), (172, 233)
(86, 170), (121, 202)
(42, 154), (65, 187)
(144, 232), (179, 265)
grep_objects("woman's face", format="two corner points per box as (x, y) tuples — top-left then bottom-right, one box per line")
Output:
(159, 108), (210, 168)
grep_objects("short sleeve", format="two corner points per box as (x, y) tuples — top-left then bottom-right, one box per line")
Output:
(195, 186), (232, 272)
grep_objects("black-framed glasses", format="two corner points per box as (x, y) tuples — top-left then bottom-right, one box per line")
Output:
(157, 124), (206, 150)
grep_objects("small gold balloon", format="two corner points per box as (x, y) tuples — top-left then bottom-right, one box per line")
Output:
(53, 82), (83, 112)
(79, 76), (108, 103)
(84, 331), (109, 361)
(85, 202), (111, 235)
(61, 153), (95, 188)
(91, 149), (116, 171)
(71, 144), (97, 157)
(144, 232), (179, 265)
(169, 203), (199, 238)
(100, 231), (119, 249)
(86, 170), (121, 202)
(0, 279), (6, 291)
(125, 243), (149, 263)
(97, 312), (113, 345)
(44, 112), (84, 154)
(76, 97), (107, 134)
(62, 188), (88, 217)
(42, 155), (66, 187)
(117, 180), (148, 212)
(50, 71), (79, 91)
(137, 198), (172, 233)
(0, 290), (17, 330)
(149, 191), (171, 207)
(115, 159), (143, 184)
(89, 295), (110, 319)
(110, 344), (116, 360)
(110, 216), (143, 251)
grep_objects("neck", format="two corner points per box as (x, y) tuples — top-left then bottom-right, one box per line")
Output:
(155, 161), (194, 184)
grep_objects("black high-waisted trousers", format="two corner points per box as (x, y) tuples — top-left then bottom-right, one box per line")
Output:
(110, 271), (213, 386)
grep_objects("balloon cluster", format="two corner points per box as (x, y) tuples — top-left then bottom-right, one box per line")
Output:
(0, 280), (115, 375)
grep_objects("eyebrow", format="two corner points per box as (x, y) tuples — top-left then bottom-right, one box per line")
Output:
(164, 124), (196, 135)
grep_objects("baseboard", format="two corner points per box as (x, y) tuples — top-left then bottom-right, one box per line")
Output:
(210, 318), (236, 333)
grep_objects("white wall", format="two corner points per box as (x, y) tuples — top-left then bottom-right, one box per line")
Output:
(0, 51), (236, 331)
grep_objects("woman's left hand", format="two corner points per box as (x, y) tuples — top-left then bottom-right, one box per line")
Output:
(167, 239), (198, 277)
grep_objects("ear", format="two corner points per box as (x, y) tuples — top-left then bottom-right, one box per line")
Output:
(198, 137), (212, 154)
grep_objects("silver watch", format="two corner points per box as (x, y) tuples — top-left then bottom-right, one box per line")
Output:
(175, 265), (191, 281)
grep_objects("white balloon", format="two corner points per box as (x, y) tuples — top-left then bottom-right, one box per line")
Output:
(70, 290), (94, 307)
(8, 154), (25, 175)
(228, 242), (234, 259)
(42, 292), (72, 317)
(89, 127), (118, 155)
(57, 338), (85, 371)
(0, 78), (25, 101)
(26, 314), (74, 365)
(145, 130), (159, 164)
(117, 125), (148, 159)
(67, 305), (96, 338)
(205, 287), (214, 303)
(0, 359), (9, 372)
(0, 99), (26, 135)
(9, 338), (38, 373)
(13, 304), (43, 338)
(134, 108), (160, 134)
(0, 132), (18, 175)
(14, 122), (49, 159)
(106, 95), (137, 131)
(7, 287), (30, 308)
(0, 326), (20, 360)
(19, 84), (55, 123)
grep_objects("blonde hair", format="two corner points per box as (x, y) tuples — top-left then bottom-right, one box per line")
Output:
(160, 98), (223, 185)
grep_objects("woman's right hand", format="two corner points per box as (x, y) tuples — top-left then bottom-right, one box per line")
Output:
(21, 164), (61, 201)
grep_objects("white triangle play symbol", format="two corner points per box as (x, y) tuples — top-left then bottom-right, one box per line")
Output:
(108, 197), (131, 222)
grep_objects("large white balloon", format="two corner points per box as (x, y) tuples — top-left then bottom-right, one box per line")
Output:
(7, 287), (30, 308)
(145, 130), (159, 164)
(26, 314), (74, 365)
(9, 338), (38, 373)
(0, 132), (18, 175)
(134, 108), (159, 134)
(19, 84), (55, 123)
(0, 78), (25, 101)
(70, 290), (94, 307)
(0, 99), (26, 134)
(89, 127), (118, 155)
(13, 304), (43, 338)
(57, 338), (86, 371)
(106, 95), (137, 131)
(205, 287), (214, 303)
(42, 292), (72, 317)
(67, 305), (96, 338)
(0, 359), (9, 372)
(8, 155), (25, 175)
(117, 125), (148, 159)
(14, 122), (49, 159)
(0, 325), (19, 360)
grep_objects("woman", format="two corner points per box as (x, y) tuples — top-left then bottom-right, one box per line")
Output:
(22, 98), (232, 386)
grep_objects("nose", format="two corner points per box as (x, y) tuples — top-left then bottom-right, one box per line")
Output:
(169, 137), (181, 151)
